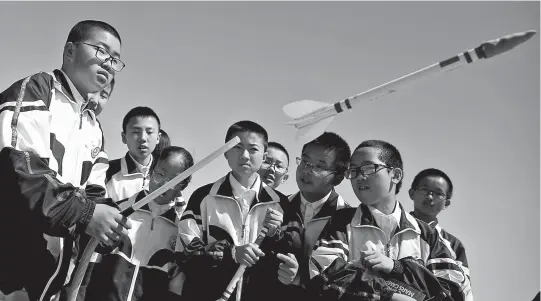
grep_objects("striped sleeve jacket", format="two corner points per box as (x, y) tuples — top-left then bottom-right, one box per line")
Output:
(0, 70), (109, 301)
(174, 173), (289, 301)
(307, 203), (470, 301)
(420, 215), (473, 301)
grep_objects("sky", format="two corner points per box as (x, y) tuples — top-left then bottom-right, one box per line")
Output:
(0, 1), (539, 300)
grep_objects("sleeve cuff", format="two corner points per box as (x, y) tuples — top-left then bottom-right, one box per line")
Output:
(391, 259), (404, 275)
(77, 199), (96, 233)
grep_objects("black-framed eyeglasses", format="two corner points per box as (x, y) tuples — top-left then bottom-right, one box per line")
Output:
(150, 171), (186, 190)
(414, 187), (447, 200)
(345, 163), (392, 179)
(261, 159), (288, 174)
(79, 42), (126, 72)
(296, 157), (337, 174)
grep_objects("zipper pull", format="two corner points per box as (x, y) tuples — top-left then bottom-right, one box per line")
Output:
(151, 218), (155, 230)
(79, 112), (83, 129)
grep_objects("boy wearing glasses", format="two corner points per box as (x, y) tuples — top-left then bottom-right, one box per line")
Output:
(307, 140), (470, 301)
(79, 146), (194, 301)
(409, 168), (473, 301)
(269, 132), (351, 299)
(258, 141), (290, 190)
(0, 20), (131, 300)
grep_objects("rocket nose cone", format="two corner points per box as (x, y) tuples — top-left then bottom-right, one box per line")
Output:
(482, 30), (537, 58)
(523, 30), (537, 40)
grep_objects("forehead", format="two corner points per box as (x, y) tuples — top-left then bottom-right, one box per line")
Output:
(234, 131), (265, 147)
(127, 116), (159, 128)
(302, 144), (335, 166)
(156, 156), (183, 173)
(350, 147), (383, 166)
(85, 29), (121, 58)
(267, 147), (288, 163)
(418, 176), (449, 191)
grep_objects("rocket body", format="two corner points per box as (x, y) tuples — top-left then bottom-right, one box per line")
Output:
(283, 30), (536, 144)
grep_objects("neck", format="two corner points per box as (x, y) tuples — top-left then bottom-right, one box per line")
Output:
(372, 196), (397, 215)
(302, 189), (331, 203)
(132, 154), (151, 166)
(412, 210), (436, 223)
(232, 172), (258, 189)
(61, 65), (89, 100)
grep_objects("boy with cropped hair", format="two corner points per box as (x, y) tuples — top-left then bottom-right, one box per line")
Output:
(307, 140), (470, 301)
(175, 120), (290, 301)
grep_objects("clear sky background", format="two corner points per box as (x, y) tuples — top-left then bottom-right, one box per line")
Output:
(0, 1), (539, 300)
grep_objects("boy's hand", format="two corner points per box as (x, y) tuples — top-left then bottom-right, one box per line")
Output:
(262, 208), (283, 237)
(277, 253), (299, 285)
(234, 243), (265, 267)
(361, 250), (394, 274)
(86, 204), (132, 246)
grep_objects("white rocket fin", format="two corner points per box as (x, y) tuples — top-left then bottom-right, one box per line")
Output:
(283, 99), (332, 120)
(295, 115), (336, 145)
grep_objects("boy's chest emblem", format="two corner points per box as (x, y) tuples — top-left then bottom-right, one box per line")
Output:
(91, 147), (100, 159)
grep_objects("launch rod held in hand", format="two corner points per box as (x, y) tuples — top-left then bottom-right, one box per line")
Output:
(64, 136), (241, 301)
(217, 225), (270, 301)
(283, 30), (537, 145)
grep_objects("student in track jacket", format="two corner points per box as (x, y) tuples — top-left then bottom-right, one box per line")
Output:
(0, 20), (131, 301)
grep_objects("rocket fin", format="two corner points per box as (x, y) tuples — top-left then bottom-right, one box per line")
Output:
(295, 115), (336, 145)
(283, 99), (332, 119)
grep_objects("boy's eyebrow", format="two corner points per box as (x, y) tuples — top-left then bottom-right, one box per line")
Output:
(94, 41), (120, 58)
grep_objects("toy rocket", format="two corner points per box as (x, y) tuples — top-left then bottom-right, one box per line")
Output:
(283, 30), (537, 144)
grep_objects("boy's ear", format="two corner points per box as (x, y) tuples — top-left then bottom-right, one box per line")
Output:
(157, 130), (162, 143)
(121, 132), (127, 144)
(63, 42), (76, 63)
(262, 152), (268, 161)
(391, 168), (403, 184)
(408, 187), (415, 199)
(281, 174), (289, 183)
(444, 200), (451, 208)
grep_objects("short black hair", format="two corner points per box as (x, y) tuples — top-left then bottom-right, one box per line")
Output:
(354, 140), (404, 193)
(122, 106), (161, 133)
(268, 141), (290, 164)
(66, 20), (122, 44)
(159, 146), (194, 190)
(302, 132), (351, 174)
(225, 120), (268, 150)
(153, 129), (171, 159)
(411, 168), (454, 199)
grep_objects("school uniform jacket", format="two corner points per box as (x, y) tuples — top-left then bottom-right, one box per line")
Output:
(0, 70), (109, 301)
(175, 173), (290, 301)
(410, 213), (473, 301)
(81, 191), (183, 301)
(307, 203), (469, 301)
(259, 190), (350, 301)
(106, 153), (154, 203)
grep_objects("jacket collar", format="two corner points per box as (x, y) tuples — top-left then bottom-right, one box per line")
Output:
(409, 211), (439, 226)
(356, 202), (417, 232)
(53, 69), (97, 120)
(289, 189), (341, 220)
(215, 172), (278, 205)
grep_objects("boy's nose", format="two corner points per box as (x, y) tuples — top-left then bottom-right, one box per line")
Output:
(240, 149), (250, 159)
(101, 60), (115, 74)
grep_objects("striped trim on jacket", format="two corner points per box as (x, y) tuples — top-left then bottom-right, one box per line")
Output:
(0, 70), (109, 301)
(175, 173), (289, 301)
(307, 202), (469, 301)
